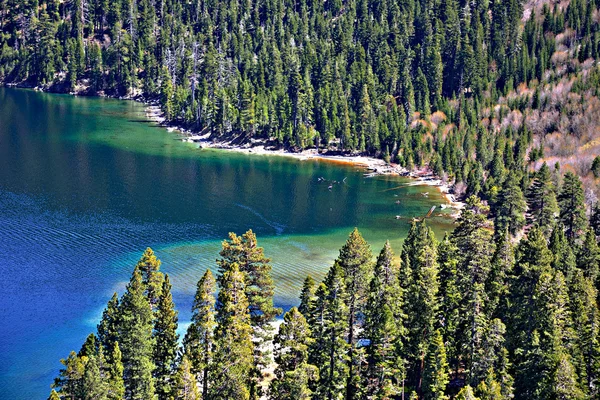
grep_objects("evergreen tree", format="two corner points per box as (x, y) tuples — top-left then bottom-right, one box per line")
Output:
(405, 222), (440, 395)
(183, 269), (216, 399)
(218, 230), (281, 328)
(210, 263), (254, 400)
(568, 270), (600, 397)
(527, 162), (559, 236)
(549, 224), (577, 278)
(173, 356), (201, 400)
(217, 230), (281, 398)
(558, 172), (587, 242)
(591, 203), (600, 238)
(298, 275), (317, 317)
(118, 267), (155, 399)
(495, 174), (527, 236)
(313, 263), (350, 400)
(335, 228), (373, 400)
(577, 229), (600, 283)
(363, 241), (404, 398)
(135, 247), (164, 309)
(455, 385), (479, 400)
(53, 351), (87, 399)
(592, 156), (600, 178)
(107, 343), (125, 400)
(81, 355), (109, 400)
(153, 274), (179, 400)
(97, 293), (120, 360)
(270, 307), (318, 400)
(421, 330), (449, 400)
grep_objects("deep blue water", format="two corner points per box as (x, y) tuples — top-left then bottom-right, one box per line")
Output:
(0, 88), (454, 399)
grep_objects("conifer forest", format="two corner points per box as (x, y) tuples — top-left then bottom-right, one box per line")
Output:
(2, 0), (600, 399)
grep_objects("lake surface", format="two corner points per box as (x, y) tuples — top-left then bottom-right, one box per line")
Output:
(0, 87), (455, 399)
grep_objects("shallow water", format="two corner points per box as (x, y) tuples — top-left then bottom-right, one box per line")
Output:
(0, 87), (455, 399)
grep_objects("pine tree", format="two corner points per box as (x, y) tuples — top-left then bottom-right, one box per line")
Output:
(217, 230), (281, 398)
(405, 223), (440, 395)
(558, 172), (587, 242)
(97, 293), (120, 360)
(487, 229), (514, 319)
(591, 156), (600, 178)
(173, 356), (201, 400)
(527, 162), (559, 236)
(336, 228), (373, 400)
(421, 330), (449, 400)
(450, 197), (495, 382)
(118, 267), (155, 399)
(591, 203), (600, 238)
(79, 333), (99, 358)
(53, 351), (87, 399)
(270, 307), (318, 399)
(549, 224), (577, 279)
(81, 355), (109, 400)
(577, 229), (600, 283)
(210, 263), (254, 400)
(135, 247), (164, 309)
(437, 233), (461, 374)
(455, 385), (479, 400)
(183, 269), (216, 399)
(218, 230), (280, 325)
(568, 270), (600, 397)
(494, 174), (527, 236)
(298, 275), (317, 317)
(153, 274), (179, 400)
(552, 353), (584, 400)
(107, 342), (125, 400)
(48, 389), (60, 400)
(363, 241), (404, 398)
(313, 263), (350, 400)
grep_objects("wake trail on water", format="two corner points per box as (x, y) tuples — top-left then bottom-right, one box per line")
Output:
(235, 203), (286, 236)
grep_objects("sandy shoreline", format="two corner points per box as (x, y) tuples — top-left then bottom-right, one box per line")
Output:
(144, 105), (464, 213)
(1, 86), (462, 211)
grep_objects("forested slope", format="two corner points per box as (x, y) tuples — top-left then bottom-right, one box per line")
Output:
(2, 0), (600, 192)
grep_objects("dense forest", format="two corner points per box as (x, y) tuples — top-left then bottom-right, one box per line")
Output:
(2, 0), (600, 196)
(2, 0), (600, 397)
(49, 166), (600, 400)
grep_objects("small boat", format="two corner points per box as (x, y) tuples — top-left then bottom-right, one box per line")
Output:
(395, 215), (401, 219)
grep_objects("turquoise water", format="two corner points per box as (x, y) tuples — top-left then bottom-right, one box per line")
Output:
(0, 87), (454, 399)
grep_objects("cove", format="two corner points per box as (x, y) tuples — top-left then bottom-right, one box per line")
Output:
(0, 87), (455, 399)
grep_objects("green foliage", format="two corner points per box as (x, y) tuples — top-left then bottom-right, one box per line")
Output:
(336, 228), (373, 399)
(592, 156), (600, 178)
(494, 174), (527, 236)
(135, 247), (164, 309)
(173, 356), (201, 400)
(270, 307), (318, 400)
(153, 274), (179, 400)
(558, 172), (588, 242)
(183, 269), (217, 399)
(118, 267), (155, 399)
(210, 263), (255, 399)
(422, 330), (449, 400)
(52, 206), (600, 400)
(527, 162), (559, 237)
(363, 241), (404, 398)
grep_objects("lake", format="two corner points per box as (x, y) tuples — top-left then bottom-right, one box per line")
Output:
(0, 87), (454, 399)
